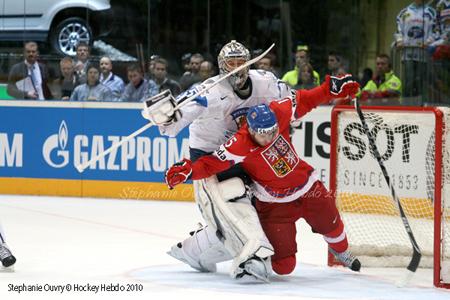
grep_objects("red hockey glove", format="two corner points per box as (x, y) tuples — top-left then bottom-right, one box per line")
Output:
(165, 158), (193, 189)
(326, 74), (360, 99)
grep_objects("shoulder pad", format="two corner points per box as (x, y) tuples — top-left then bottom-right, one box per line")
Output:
(248, 69), (277, 81)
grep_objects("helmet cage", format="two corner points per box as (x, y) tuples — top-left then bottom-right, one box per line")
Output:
(218, 40), (250, 89)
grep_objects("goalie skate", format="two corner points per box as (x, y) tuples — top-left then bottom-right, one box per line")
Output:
(235, 256), (271, 283)
(0, 243), (16, 268)
(167, 224), (232, 273)
(167, 242), (216, 273)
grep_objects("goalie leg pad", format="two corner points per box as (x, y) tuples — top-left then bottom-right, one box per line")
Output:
(194, 176), (274, 279)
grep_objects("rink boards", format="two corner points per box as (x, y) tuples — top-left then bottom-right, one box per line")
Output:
(0, 101), (193, 201)
(0, 101), (333, 201)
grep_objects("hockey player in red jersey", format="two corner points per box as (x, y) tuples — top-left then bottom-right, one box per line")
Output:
(165, 75), (361, 275)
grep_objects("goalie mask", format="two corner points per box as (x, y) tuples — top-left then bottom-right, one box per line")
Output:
(218, 40), (251, 90)
(247, 104), (279, 146)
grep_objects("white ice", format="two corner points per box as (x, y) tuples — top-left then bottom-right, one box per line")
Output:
(0, 195), (449, 300)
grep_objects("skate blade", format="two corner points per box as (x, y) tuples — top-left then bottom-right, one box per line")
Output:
(237, 272), (270, 284)
(248, 272), (270, 283)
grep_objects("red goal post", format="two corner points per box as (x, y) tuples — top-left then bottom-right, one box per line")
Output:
(328, 105), (450, 289)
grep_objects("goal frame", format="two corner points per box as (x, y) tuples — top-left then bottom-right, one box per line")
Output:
(328, 105), (449, 289)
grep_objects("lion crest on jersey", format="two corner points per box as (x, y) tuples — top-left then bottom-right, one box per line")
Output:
(231, 107), (250, 128)
(261, 135), (299, 177)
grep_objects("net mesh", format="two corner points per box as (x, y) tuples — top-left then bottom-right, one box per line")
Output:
(334, 108), (450, 271)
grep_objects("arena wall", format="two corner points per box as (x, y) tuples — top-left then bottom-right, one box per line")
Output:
(0, 101), (333, 201)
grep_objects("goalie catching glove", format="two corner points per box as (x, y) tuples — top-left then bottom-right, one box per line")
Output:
(142, 90), (182, 125)
(165, 158), (192, 189)
(326, 74), (359, 98)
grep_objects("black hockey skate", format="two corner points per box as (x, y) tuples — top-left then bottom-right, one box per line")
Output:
(0, 243), (16, 268)
(329, 248), (361, 272)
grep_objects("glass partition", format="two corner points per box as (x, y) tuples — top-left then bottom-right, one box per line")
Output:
(0, 0), (448, 105)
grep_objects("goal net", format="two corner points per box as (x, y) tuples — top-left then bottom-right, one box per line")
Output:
(329, 105), (450, 288)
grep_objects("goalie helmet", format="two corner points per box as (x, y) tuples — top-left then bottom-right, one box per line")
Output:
(247, 104), (278, 146)
(217, 40), (251, 90)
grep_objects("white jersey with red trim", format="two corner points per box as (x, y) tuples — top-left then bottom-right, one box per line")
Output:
(212, 98), (320, 203)
(159, 70), (292, 153)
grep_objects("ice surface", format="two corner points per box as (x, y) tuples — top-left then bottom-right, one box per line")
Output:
(0, 195), (449, 300)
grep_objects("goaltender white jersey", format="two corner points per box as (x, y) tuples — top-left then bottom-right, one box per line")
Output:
(159, 70), (293, 153)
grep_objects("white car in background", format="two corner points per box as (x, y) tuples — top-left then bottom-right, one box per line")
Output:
(0, 0), (112, 56)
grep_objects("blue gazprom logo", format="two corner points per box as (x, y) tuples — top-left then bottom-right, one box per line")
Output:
(42, 121), (69, 168)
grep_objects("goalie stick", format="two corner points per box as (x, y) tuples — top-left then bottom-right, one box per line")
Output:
(75, 43), (275, 173)
(354, 98), (422, 282)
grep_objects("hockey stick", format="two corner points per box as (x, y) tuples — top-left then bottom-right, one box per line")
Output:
(75, 43), (275, 173)
(354, 98), (421, 285)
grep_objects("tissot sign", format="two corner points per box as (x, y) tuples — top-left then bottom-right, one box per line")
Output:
(335, 111), (435, 198)
(291, 106), (332, 187)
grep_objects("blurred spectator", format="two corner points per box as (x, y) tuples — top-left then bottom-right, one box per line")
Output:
(147, 54), (160, 80)
(70, 64), (113, 101)
(181, 53), (192, 76)
(74, 42), (91, 84)
(54, 56), (80, 100)
(198, 61), (216, 81)
(179, 53), (204, 90)
(120, 63), (156, 102)
(336, 58), (349, 76)
(394, 0), (438, 97)
(7, 41), (52, 100)
(256, 57), (272, 71)
(99, 56), (125, 101)
(190, 54), (204, 72)
(282, 45), (320, 87)
(293, 63), (318, 90)
(153, 58), (181, 96)
(361, 54), (402, 102)
(359, 68), (373, 90)
(436, 0), (450, 45)
(328, 51), (343, 76)
(255, 53), (278, 76)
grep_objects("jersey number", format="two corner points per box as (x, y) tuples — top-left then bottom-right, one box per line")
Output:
(225, 136), (237, 148)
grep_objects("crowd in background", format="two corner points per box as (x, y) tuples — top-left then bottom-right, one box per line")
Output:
(4, 0), (450, 105)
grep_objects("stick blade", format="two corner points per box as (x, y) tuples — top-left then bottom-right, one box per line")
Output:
(395, 269), (415, 287)
(407, 249), (422, 273)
